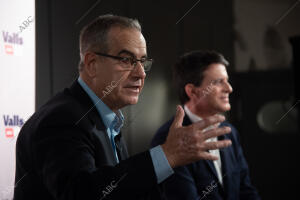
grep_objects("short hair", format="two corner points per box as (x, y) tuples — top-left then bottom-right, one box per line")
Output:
(173, 50), (229, 104)
(78, 14), (141, 71)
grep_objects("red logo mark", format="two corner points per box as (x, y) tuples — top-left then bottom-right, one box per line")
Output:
(5, 128), (14, 138)
(5, 44), (14, 55)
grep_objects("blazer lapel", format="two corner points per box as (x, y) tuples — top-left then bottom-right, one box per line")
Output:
(218, 122), (236, 196)
(218, 123), (232, 178)
(204, 160), (220, 181)
(218, 123), (237, 197)
(182, 113), (223, 184)
(218, 139), (230, 197)
(92, 125), (118, 166)
(89, 106), (120, 165)
(68, 79), (119, 165)
(114, 132), (129, 160)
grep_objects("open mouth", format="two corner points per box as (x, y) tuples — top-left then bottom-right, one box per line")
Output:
(124, 86), (140, 93)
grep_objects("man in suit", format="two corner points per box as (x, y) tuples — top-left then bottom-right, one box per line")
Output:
(151, 50), (261, 200)
(14, 15), (232, 200)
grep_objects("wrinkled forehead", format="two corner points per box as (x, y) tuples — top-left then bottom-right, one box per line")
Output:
(107, 27), (147, 57)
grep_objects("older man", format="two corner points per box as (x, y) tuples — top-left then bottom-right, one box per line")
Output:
(152, 50), (260, 200)
(14, 16), (231, 200)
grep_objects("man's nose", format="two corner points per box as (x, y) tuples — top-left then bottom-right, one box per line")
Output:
(131, 61), (146, 79)
(224, 81), (233, 93)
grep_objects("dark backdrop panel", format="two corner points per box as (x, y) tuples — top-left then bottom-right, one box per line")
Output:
(231, 70), (299, 199)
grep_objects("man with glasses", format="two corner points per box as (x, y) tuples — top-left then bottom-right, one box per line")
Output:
(14, 15), (232, 200)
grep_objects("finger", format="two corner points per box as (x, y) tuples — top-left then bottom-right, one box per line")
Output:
(171, 105), (185, 129)
(203, 126), (231, 140)
(203, 140), (232, 151)
(192, 114), (225, 131)
(198, 152), (219, 161)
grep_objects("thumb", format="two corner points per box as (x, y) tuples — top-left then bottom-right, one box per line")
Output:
(171, 105), (185, 129)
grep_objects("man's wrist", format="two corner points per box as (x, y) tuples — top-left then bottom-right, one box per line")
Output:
(161, 143), (175, 168)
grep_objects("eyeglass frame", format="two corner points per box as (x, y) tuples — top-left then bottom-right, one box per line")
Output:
(93, 52), (153, 72)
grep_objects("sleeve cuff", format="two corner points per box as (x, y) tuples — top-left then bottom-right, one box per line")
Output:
(150, 145), (174, 184)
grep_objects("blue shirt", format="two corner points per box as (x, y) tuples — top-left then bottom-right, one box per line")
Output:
(77, 77), (173, 183)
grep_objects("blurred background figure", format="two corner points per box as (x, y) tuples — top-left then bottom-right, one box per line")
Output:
(151, 50), (261, 200)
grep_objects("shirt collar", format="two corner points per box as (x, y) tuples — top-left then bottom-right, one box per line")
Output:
(184, 104), (203, 123)
(184, 104), (220, 132)
(77, 77), (124, 133)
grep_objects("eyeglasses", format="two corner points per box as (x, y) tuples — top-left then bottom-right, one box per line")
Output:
(94, 52), (153, 72)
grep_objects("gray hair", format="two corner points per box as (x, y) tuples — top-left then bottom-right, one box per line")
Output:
(78, 14), (142, 71)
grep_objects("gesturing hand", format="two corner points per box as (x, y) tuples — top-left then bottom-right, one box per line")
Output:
(161, 105), (232, 168)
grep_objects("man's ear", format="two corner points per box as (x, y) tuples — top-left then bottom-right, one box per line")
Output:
(185, 84), (203, 101)
(83, 52), (97, 77)
(185, 84), (196, 100)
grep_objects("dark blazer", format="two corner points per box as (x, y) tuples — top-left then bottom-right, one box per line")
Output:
(151, 114), (260, 200)
(14, 80), (161, 200)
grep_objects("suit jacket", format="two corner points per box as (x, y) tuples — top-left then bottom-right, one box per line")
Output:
(14, 80), (162, 200)
(151, 114), (260, 200)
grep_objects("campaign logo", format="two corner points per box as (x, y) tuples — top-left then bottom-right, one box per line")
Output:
(2, 115), (24, 138)
(2, 31), (23, 55)
(5, 128), (14, 138)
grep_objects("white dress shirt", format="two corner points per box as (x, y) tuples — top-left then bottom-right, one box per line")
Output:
(184, 105), (223, 184)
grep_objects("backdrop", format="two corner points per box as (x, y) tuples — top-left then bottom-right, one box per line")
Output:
(0, 0), (35, 199)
